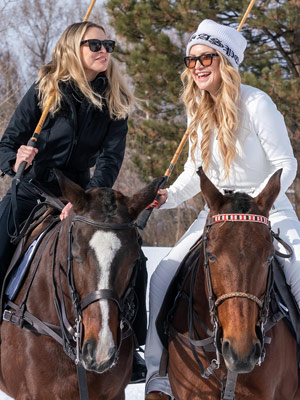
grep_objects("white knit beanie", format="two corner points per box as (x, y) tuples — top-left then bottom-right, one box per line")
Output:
(186, 19), (247, 69)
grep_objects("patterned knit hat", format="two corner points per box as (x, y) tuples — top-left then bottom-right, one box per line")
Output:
(186, 19), (247, 69)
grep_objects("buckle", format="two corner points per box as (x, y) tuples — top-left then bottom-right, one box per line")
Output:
(3, 310), (24, 327)
(3, 310), (16, 323)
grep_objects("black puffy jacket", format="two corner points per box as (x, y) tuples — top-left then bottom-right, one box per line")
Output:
(0, 74), (128, 195)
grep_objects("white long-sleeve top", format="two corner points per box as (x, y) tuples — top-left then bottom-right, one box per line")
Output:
(162, 84), (297, 212)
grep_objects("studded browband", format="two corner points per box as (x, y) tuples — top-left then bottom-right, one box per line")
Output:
(207, 213), (270, 227)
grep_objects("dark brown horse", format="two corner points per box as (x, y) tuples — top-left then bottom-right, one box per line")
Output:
(0, 172), (162, 400)
(168, 168), (300, 400)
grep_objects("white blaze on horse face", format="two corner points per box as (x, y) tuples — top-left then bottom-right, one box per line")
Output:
(89, 230), (121, 364)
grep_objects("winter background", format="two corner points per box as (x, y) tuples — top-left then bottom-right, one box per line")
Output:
(0, 246), (172, 400)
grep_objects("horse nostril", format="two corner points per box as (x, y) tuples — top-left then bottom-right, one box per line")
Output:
(253, 341), (261, 359)
(83, 338), (96, 361)
(222, 339), (238, 363)
(222, 339), (231, 355)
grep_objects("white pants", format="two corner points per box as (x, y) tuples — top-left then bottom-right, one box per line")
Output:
(144, 207), (300, 396)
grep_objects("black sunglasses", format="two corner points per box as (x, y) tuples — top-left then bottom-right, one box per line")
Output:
(80, 39), (115, 53)
(184, 53), (219, 69)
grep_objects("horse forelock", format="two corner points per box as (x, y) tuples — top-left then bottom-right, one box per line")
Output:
(89, 188), (133, 222)
(100, 189), (118, 218)
(223, 192), (258, 214)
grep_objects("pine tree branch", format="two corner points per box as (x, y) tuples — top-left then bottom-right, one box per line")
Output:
(262, 27), (299, 78)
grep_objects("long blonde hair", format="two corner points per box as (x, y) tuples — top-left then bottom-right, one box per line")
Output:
(181, 52), (241, 176)
(37, 21), (136, 119)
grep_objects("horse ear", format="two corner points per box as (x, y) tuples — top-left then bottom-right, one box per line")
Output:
(54, 169), (88, 212)
(127, 176), (166, 220)
(254, 169), (282, 214)
(197, 167), (224, 210)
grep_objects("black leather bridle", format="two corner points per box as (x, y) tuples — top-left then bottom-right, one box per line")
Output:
(63, 215), (138, 361)
(54, 215), (139, 400)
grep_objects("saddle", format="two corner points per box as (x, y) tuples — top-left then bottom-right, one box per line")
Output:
(156, 237), (202, 350)
(156, 237), (300, 353)
(0, 192), (65, 321)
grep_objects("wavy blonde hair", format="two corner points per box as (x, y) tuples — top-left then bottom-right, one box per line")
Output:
(37, 21), (136, 119)
(181, 52), (241, 176)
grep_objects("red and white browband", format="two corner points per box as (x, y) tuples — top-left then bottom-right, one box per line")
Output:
(207, 214), (270, 227)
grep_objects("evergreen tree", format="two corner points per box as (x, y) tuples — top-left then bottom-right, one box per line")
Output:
(106, 0), (300, 186)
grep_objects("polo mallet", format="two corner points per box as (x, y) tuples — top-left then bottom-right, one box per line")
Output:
(136, 0), (257, 230)
(14, 0), (97, 183)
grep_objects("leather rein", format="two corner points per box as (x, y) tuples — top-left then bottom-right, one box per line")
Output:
(4, 214), (139, 400)
(170, 213), (292, 400)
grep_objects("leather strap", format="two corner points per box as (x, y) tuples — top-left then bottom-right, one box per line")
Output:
(80, 290), (123, 311)
(222, 370), (238, 400)
(4, 300), (66, 349)
(272, 230), (293, 258)
(77, 363), (89, 400)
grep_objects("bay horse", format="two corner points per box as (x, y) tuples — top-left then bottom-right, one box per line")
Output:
(0, 171), (163, 400)
(167, 168), (300, 400)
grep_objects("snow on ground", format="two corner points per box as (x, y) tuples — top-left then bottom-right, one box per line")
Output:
(0, 384), (147, 400)
(0, 247), (172, 400)
(0, 394), (11, 400)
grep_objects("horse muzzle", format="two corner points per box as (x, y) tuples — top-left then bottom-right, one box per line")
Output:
(82, 338), (118, 373)
(222, 337), (262, 373)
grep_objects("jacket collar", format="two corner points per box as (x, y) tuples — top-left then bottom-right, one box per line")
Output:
(60, 73), (108, 101)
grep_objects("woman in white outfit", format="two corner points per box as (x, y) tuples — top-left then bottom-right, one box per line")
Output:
(145, 19), (300, 400)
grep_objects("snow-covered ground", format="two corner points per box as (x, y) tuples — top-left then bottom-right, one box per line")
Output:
(0, 383), (146, 399)
(0, 246), (172, 400)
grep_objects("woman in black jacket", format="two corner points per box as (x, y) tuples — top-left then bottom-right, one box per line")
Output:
(0, 21), (148, 383)
(0, 21), (135, 282)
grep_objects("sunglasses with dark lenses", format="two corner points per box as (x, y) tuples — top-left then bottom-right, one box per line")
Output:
(184, 53), (219, 69)
(80, 39), (115, 53)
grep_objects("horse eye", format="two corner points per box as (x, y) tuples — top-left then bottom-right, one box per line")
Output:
(207, 252), (217, 262)
(265, 254), (274, 265)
